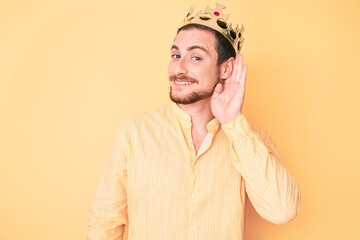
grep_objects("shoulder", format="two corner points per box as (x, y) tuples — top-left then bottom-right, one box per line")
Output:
(118, 104), (174, 131)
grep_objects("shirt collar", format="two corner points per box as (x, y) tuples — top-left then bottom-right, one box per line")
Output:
(170, 102), (220, 133)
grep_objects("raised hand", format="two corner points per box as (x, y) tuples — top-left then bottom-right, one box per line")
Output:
(210, 54), (248, 124)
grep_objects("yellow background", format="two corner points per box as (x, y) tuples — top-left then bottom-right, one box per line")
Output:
(1, 0), (359, 239)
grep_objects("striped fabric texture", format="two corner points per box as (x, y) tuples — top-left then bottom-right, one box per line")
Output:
(88, 102), (300, 240)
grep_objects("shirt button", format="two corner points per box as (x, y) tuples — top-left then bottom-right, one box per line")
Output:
(192, 193), (197, 199)
(190, 224), (195, 230)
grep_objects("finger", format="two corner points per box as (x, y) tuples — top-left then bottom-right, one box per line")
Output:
(234, 55), (243, 83)
(239, 64), (248, 87)
(227, 55), (238, 83)
(212, 83), (223, 97)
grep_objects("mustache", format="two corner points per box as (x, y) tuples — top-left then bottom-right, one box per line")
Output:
(169, 74), (198, 84)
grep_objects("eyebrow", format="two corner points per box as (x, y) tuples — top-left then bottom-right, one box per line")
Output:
(171, 44), (209, 54)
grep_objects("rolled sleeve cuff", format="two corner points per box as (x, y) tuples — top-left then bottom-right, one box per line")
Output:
(221, 114), (252, 141)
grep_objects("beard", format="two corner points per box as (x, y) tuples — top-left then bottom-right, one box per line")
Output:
(169, 74), (217, 105)
(169, 88), (214, 104)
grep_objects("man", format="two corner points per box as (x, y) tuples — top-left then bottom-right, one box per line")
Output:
(88, 4), (300, 240)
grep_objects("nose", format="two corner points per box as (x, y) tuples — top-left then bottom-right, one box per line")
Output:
(172, 57), (188, 75)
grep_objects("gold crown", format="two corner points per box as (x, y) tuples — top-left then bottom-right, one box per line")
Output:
(182, 3), (245, 54)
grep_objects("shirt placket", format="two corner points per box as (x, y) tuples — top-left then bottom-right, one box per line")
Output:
(188, 161), (199, 240)
(183, 123), (199, 239)
(174, 107), (219, 240)
(187, 132), (215, 240)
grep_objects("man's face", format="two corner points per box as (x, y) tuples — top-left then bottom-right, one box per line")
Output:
(168, 28), (220, 105)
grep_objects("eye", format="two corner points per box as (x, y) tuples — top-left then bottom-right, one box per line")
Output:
(171, 54), (181, 59)
(191, 56), (202, 61)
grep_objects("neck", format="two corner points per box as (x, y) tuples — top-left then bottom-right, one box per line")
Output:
(177, 98), (214, 127)
(176, 98), (214, 154)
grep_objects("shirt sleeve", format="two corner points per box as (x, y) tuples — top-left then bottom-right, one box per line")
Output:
(88, 125), (129, 240)
(221, 114), (301, 224)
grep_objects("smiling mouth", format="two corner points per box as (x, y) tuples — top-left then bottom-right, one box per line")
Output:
(174, 81), (195, 85)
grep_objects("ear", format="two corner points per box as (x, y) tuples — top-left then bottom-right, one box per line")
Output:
(219, 57), (235, 80)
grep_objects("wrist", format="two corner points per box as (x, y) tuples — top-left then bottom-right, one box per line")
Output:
(220, 113), (251, 141)
(218, 112), (242, 125)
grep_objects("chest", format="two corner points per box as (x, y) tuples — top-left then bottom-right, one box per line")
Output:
(125, 127), (242, 202)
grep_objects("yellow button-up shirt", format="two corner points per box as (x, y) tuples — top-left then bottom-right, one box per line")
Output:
(88, 103), (300, 240)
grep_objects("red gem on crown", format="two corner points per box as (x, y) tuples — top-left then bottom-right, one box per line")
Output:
(214, 11), (220, 16)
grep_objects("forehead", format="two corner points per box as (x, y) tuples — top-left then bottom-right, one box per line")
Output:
(173, 28), (217, 52)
